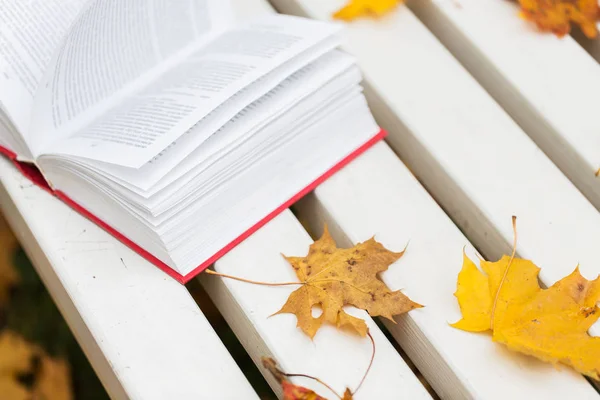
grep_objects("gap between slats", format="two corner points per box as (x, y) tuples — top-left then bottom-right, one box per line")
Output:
(186, 279), (277, 399)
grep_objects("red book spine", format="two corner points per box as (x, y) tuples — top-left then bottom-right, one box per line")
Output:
(0, 129), (386, 283)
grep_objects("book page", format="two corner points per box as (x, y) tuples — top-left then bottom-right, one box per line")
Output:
(0, 0), (88, 135)
(28, 0), (232, 155)
(0, 111), (15, 152)
(0, 108), (32, 158)
(84, 50), (357, 192)
(38, 14), (341, 167)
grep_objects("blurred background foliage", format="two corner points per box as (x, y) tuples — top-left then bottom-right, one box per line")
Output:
(0, 213), (109, 399)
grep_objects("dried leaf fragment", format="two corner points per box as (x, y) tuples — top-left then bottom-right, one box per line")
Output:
(453, 252), (600, 379)
(333, 0), (403, 21)
(282, 380), (329, 400)
(518, 0), (600, 38)
(262, 357), (351, 400)
(276, 227), (421, 338)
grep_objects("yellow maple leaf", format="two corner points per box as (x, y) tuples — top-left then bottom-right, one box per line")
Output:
(518, 0), (600, 38)
(275, 227), (422, 338)
(333, 0), (403, 21)
(453, 251), (600, 379)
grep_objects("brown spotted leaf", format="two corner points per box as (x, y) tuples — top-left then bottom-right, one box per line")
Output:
(275, 226), (422, 338)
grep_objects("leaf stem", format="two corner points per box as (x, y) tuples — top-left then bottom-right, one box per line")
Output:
(352, 330), (376, 396)
(205, 270), (372, 295)
(204, 269), (302, 287)
(490, 216), (518, 329)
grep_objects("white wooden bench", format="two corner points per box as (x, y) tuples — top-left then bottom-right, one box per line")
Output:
(1, 0), (600, 399)
(406, 0), (600, 211)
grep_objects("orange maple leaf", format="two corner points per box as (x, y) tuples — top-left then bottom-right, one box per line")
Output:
(518, 0), (600, 38)
(275, 227), (422, 338)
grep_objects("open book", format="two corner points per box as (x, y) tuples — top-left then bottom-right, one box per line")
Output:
(0, 0), (384, 283)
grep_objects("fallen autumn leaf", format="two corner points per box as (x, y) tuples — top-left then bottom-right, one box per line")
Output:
(333, 0), (403, 21)
(275, 226), (421, 338)
(452, 216), (600, 379)
(517, 0), (600, 38)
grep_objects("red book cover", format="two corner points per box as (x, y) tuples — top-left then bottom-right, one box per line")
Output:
(0, 129), (385, 283)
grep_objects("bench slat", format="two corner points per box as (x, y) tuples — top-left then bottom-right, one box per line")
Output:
(0, 158), (258, 399)
(406, 0), (600, 210)
(200, 209), (433, 399)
